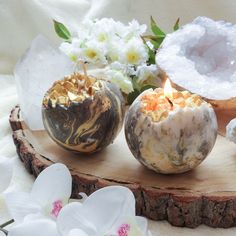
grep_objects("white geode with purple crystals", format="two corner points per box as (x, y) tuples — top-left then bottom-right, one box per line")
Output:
(156, 17), (236, 100)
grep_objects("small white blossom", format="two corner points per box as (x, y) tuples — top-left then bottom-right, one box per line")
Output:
(60, 38), (84, 62)
(106, 69), (133, 94)
(126, 19), (147, 38)
(110, 62), (136, 76)
(107, 41), (123, 62)
(81, 40), (107, 65)
(136, 64), (159, 85)
(121, 38), (148, 65)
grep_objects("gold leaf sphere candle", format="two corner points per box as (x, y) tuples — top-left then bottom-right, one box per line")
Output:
(125, 79), (218, 174)
(42, 72), (125, 154)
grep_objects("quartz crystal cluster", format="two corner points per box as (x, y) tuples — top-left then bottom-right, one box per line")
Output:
(14, 35), (73, 130)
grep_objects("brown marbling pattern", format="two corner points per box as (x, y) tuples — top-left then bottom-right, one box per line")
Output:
(125, 91), (218, 174)
(42, 81), (125, 154)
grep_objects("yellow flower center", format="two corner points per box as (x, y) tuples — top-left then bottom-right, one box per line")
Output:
(69, 54), (77, 62)
(97, 33), (108, 42)
(85, 49), (97, 59)
(126, 50), (140, 64)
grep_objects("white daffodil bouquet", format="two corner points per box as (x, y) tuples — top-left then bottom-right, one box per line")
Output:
(54, 17), (179, 104)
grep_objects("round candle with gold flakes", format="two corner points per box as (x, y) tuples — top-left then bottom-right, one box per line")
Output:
(125, 79), (218, 174)
(42, 72), (125, 154)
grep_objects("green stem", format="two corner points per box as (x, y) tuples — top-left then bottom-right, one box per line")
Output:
(0, 219), (14, 228)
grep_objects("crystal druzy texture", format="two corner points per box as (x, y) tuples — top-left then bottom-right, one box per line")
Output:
(156, 17), (236, 100)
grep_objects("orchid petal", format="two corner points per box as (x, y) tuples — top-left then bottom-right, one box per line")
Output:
(69, 229), (89, 236)
(0, 157), (13, 193)
(57, 202), (97, 236)
(0, 231), (5, 236)
(30, 164), (72, 210)
(135, 216), (148, 234)
(83, 186), (136, 232)
(23, 211), (48, 222)
(8, 219), (59, 236)
(108, 217), (146, 236)
(4, 192), (40, 223)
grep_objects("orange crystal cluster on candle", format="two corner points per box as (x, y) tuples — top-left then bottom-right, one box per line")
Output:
(140, 85), (206, 122)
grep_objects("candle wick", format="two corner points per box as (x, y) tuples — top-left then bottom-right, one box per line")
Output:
(166, 96), (173, 108)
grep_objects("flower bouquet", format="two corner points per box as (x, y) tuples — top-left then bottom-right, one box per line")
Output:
(54, 17), (179, 104)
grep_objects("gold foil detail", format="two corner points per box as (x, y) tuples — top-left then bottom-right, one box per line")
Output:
(43, 73), (102, 107)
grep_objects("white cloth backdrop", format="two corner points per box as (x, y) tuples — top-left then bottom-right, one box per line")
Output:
(1, 0), (236, 234)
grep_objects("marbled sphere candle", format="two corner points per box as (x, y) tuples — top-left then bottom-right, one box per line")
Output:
(125, 80), (218, 174)
(42, 72), (125, 154)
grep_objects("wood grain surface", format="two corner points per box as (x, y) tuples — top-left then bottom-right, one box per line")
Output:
(9, 105), (236, 228)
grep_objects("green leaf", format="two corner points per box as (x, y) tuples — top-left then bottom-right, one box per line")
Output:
(150, 16), (166, 37)
(142, 35), (164, 49)
(142, 35), (165, 40)
(150, 39), (161, 49)
(148, 49), (156, 65)
(131, 76), (140, 91)
(140, 84), (157, 92)
(141, 37), (156, 65)
(173, 18), (180, 31)
(53, 20), (71, 41)
(146, 45), (156, 65)
(127, 89), (140, 105)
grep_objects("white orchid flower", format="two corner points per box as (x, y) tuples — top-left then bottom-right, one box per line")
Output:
(7, 219), (59, 236)
(4, 163), (72, 223)
(0, 157), (13, 195)
(57, 186), (151, 236)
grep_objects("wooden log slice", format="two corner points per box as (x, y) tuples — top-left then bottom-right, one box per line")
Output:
(9, 105), (236, 228)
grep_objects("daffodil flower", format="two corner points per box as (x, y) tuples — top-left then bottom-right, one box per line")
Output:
(4, 163), (72, 223)
(57, 186), (151, 236)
